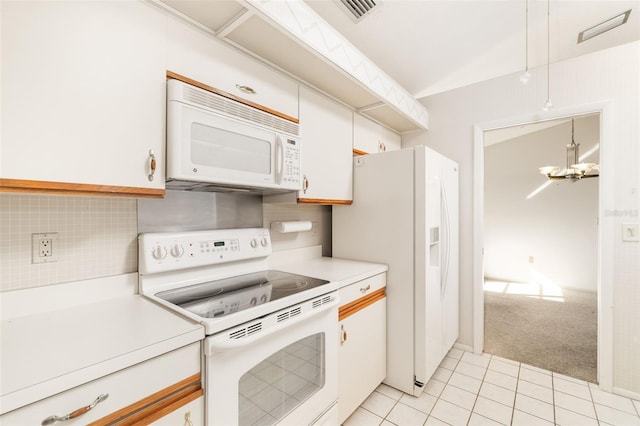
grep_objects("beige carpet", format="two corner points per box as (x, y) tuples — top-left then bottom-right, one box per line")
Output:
(484, 287), (597, 383)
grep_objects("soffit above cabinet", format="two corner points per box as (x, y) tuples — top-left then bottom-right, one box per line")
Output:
(155, 0), (428, 133)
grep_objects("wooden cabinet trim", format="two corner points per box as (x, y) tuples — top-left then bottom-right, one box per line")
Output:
(297, 198), (352, 205)
(352, 149), (368, 156)
(167, 71), (299, 124)
(0, 179), (165, 198)
(339, 287), (386, 321)
(88, 374), (201, 426)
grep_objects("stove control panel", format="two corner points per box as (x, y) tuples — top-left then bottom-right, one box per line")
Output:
(139, 228), (271, 274)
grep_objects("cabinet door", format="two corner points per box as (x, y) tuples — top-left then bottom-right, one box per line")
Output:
(298, 87), (353, 203)
(167, 19), (298, 122)
(0, 1), (166, 196)
(338, 298), (386, 423)
(353, 114), (401, 154)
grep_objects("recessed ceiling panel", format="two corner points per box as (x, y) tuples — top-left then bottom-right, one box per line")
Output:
(361, 104), (419, 133)
(161, 0), (246, 32)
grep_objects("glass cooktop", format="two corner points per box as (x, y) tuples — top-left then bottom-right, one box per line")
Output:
(155, 270), (330, 319)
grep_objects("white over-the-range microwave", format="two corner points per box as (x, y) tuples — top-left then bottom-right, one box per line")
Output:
(166, 79), (302, 193)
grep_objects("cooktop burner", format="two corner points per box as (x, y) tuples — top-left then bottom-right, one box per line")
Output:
(155, 270), (330, 319)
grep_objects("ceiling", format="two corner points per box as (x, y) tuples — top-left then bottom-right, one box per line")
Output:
(157, 0), (639, 131)
(305, 0), (640, 99)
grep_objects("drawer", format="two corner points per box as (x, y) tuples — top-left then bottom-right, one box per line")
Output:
(149, 394), (203, 426)
(338, 273), (386, 306)
(0, 342), (201, 426)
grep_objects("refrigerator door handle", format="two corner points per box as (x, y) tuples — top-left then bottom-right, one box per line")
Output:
(441, 181), (451, 298)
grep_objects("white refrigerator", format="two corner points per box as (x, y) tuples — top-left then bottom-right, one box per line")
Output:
(333, 145), (459, 396)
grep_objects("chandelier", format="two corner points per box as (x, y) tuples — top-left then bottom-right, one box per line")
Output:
(539, 119), (599, 181)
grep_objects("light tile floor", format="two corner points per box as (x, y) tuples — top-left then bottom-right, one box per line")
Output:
(343, 348), (640, 426)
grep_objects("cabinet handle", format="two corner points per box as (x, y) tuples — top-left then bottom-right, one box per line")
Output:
(41, 394), (108, 425)
(235, 84), (256, 95)
(148, 149), (157, 182)
(378, 141), (386, 152)
(184, 411), (193, 426)
(360, 284), (371, 293)
(303, 175), (309, 194)
(340, 324), (347, 344)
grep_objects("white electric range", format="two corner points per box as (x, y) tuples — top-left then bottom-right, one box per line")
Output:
(138, 228), (339, 426)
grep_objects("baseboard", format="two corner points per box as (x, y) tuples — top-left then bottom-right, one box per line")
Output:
(612, 386), (640, 402)
(453, 342), (474, 353)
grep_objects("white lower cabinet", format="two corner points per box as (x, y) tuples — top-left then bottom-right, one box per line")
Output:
(338, 273), (387, 423)
(0, 343), (202, 426)
(150, 395), (204, 426)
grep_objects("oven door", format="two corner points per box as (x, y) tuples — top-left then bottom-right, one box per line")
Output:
(203, 293), (339, 426)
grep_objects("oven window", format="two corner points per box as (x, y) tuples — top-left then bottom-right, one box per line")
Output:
(191, 122), (271, 174)
(238, 333), (325, 426)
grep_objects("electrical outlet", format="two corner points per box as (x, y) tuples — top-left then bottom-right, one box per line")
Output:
(622, 223), (640, 242)
(32, 233), (59, 264)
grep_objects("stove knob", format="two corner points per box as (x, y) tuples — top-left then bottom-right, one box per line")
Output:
(249, 297), (257, 306)
(260, 237), (268, 247)
(250, 238), (258, 248)
(259, 294), (267, 303)
(170, 244), (184, 258)
(151, 245), (167, 260)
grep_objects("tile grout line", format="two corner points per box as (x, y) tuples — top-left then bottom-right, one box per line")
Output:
(586, 383), (601, 425)
(510, 361), (521, 426)
(465, 353), (490, 426)
(551, 371), (556, 425)
(429, 351), (462, 426)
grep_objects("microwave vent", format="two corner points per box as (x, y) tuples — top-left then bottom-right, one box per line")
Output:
(181, 84), (299, 136)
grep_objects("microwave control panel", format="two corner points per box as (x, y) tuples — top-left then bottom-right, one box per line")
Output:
(281, 138), (301, 187)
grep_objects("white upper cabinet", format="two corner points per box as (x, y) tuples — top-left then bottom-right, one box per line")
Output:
(166, 19), (299, 122)
(353, 113), (401, 154)
(0, 1), (166, 196)
(297, 87), (353, 203)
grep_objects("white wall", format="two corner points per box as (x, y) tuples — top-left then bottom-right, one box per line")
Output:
(484, 116), (599, 291)
(403, 41), (640, 394)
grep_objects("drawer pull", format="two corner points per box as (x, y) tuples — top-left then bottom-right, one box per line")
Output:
(185, 411), (193, 426)
(41, 394), (108, 425)
(360, 284), (371, 293)
(340, 324), (348, 344)
(235, 84), (256, 95)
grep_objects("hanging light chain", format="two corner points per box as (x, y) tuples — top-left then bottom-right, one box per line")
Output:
(543, 0), (553, 110)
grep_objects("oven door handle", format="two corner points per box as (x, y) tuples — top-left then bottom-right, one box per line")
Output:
(205, 296), (339, 355)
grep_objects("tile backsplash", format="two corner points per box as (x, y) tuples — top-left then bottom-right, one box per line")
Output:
(263, 203), (331, 256)
(0, 192), (332, 292)
(0, 194), (137, 292)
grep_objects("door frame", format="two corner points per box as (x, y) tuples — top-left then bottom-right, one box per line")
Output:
(472, 101), (614, 391)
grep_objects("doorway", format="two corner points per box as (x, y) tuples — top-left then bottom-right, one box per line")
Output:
(472, 104), (614, 391)
(482, 114), (599, 383)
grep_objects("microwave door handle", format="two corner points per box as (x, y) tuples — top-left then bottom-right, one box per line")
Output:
(275, 136), (284, 184)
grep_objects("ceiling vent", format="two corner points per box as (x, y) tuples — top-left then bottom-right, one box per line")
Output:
(339, 0), (378, 21)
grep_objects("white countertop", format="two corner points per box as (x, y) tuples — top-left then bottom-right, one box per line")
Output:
(269, 246), (388, 288)
(0, 274), (204, 415)
(0, 251), (385, 415)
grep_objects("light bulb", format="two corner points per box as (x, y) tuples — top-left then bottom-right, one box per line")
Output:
(543, 98), (553, 111)
(520, 71), (531, 84)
